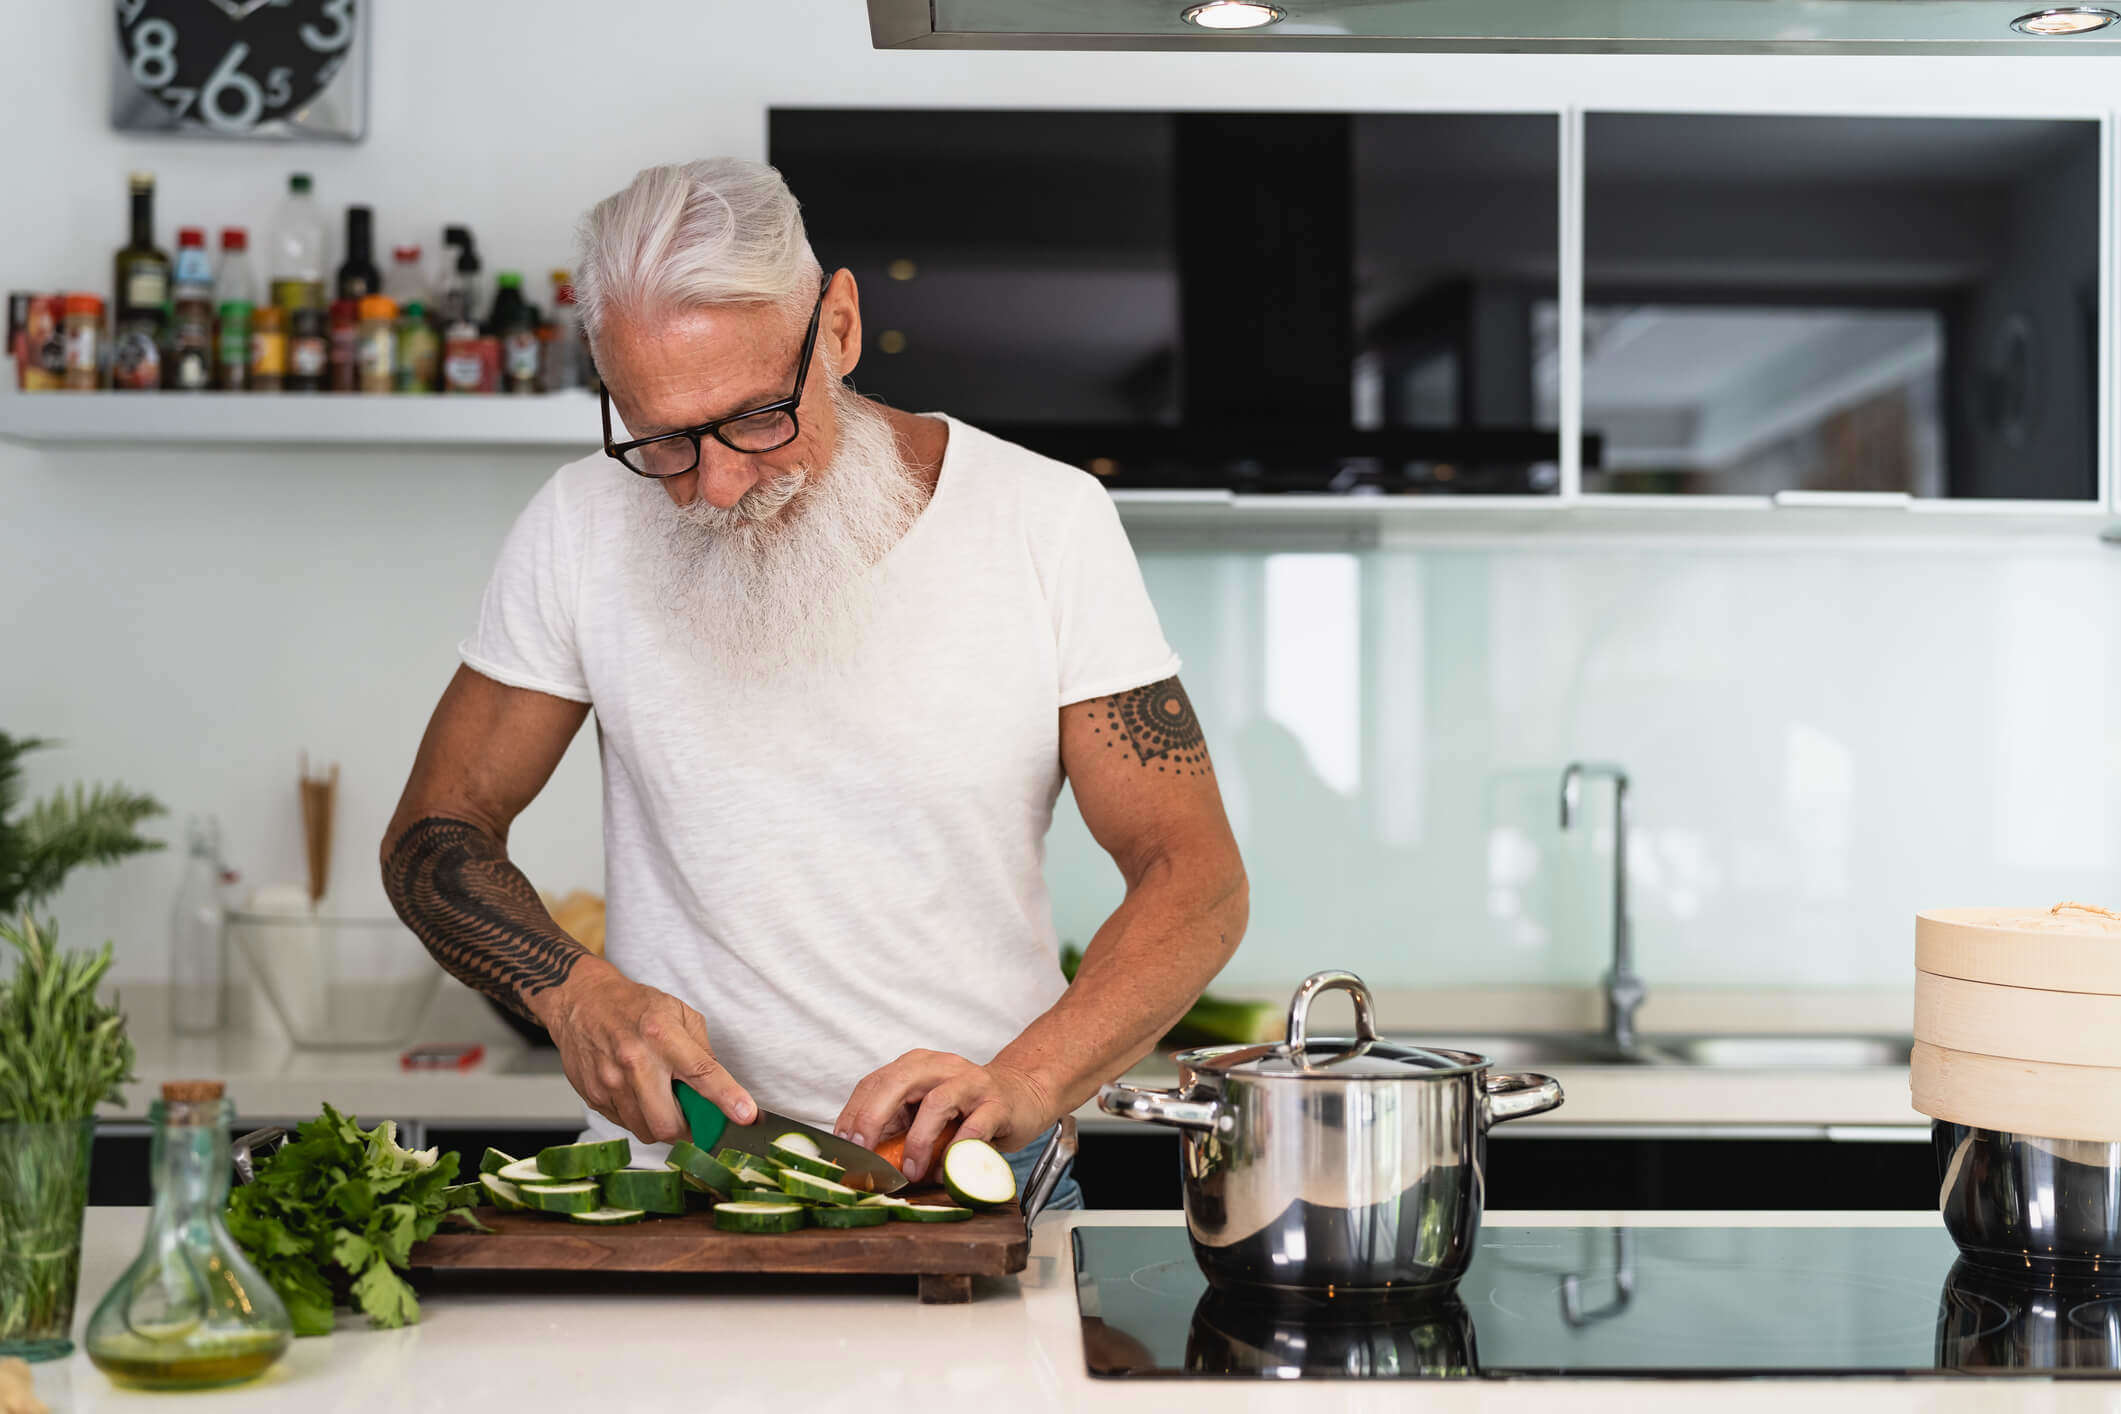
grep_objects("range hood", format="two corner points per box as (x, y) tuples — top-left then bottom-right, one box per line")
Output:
(867, 0), (2121, 54)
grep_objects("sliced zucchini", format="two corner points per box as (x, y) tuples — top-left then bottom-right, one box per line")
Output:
(777, 1168), (861, 1207)
(521, 1181), (601, 1215)
(478, 1172), (530, 1212)
(939, 1139), (1018, 1210)
(809, 1203), (891, 1229)
(729, 1162), (781, 1190)
(535, 1137), (631, 1180)
(666, 1141), (737, 1196)
(711, 1201), (808, 1234)
(441, 1181), (483, 1209)
(602, 1168), (685, 1216)
(478, 1147), (518, 1177)
(894, 1204), (975, 1223)
(770, 1130), (822, 1159)
(735, 1186), (801, 1204)
(569, 1206), (647, 1225)
(769, 1141), (845, 1181)
(716, 1147), (778, 1175)
(494, 1157), (547, 1185)
(856, 1194), (911, 1209)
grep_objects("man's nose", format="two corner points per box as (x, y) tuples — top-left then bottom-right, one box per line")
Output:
(692, 441), (763, 510)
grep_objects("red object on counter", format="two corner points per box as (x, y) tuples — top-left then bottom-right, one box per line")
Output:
(400, 1043), (485, 1072)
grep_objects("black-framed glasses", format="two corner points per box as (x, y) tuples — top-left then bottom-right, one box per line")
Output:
(599, 274), (831, 478)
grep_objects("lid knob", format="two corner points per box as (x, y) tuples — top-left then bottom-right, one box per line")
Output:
(1286, 970), (1380, 1053)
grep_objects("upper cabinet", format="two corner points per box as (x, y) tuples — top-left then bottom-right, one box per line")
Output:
(1582, 113), (2103, 503)
(770, 109), (1561, 494)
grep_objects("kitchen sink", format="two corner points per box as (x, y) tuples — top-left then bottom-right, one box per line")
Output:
(1404, 1033), (1913, 1070)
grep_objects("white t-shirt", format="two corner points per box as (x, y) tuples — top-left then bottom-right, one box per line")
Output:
(461, 415), (1180, 1140)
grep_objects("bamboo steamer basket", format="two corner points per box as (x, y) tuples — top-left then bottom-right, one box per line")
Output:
(1912, 902), (2121, 1141)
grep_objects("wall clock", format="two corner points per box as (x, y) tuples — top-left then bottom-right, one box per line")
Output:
(111, 0), (368, 141)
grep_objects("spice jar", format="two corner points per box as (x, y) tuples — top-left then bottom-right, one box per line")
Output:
(248, 306), (286, 393)
(356, 295), (397, 393)
(61, 294), (103, 390)
(85, 1081), (290, 1390)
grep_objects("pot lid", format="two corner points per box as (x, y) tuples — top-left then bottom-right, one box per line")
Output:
(1185, 969), (1483, 1078)
(1193, 1036), (1479, 1078)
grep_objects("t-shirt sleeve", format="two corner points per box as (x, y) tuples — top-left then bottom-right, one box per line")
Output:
(458, 474), (593, 704)
(1050, 478), (1182, 706)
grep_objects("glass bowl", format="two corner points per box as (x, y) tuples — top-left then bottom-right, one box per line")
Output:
(226, 912), (443, 1050)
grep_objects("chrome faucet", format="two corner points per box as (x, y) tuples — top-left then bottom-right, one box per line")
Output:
(1560, 762), (1646, 1055)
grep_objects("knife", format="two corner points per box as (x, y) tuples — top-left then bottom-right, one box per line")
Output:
(673, 1080), (909, 1195)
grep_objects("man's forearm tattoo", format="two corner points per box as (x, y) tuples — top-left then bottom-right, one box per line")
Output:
(382, 816), (586, 1021)
(1094, 676), (1213, 776)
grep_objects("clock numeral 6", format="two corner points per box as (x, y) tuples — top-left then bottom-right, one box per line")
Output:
(200, 41), (264, 131)
(299, 0), (354, 54)
(128, 17), (177, 89)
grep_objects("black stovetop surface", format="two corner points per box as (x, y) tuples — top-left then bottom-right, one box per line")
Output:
(1074, 1223), (2121, 1379)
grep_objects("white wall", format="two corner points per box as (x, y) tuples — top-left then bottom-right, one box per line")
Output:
(6, 0), (2121, 982)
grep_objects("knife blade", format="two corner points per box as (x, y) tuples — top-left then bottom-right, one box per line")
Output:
(673, 1081), (908, 1194)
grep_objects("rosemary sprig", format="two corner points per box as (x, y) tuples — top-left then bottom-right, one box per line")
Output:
(0, 915), (135, 1124)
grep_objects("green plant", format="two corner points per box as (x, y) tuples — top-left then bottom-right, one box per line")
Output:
(226, 1106), (478, 1336)
(0, 915), (137, 1355)
(0, 733), (165, 921)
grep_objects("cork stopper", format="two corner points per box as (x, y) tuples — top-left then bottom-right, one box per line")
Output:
(161, 1079), (225, 1102)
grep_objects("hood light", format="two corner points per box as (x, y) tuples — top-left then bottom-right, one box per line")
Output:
(2011, 7), (2118, 33)
(1182, 2), (1287, 29)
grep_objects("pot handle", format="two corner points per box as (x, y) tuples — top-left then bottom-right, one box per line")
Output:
(1483, 1071), (1564, 1128)
(1098, 1081), (1233, 1134)
(1286, 969), (1381, 1051)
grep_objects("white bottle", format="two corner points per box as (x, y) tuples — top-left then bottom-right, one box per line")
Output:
(169, 817), (235, 1035)
(268, 172), (327, 312)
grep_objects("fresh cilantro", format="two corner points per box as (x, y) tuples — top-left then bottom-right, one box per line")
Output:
(224, 1104), (466, 1335)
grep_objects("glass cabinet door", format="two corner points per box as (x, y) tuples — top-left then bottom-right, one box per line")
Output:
(1581, 113), (2101, 501)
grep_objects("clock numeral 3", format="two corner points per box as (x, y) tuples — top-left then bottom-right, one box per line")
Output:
(128, 17), (178, 88)
(201, 41), (264, 131)
(299, 0), (354, 54)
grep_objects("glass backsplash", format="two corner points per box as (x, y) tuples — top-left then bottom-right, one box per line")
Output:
(1044, 536), (2121, 990)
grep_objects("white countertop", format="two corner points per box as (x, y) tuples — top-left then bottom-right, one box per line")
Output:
(28, 1208), (2120, 1412)
(119, 980), (1926, 1135)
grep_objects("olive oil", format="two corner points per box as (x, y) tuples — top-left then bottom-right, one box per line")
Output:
(88, 1330), (288, 1391)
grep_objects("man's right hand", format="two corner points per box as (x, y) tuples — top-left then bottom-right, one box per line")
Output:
(531, 958), (756, 1145)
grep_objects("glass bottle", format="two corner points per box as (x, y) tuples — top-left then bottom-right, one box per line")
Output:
(86, 1082), (291, 1391)
(269, 173), (327, 314)
(169, 818), (232, 1034)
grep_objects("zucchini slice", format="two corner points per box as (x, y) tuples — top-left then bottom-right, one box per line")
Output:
(894, 1204), (975, 1223)
(716, 1147), (778, 1175)
(570, 1206), (647, 1226)
(478, 1172), (530, 1212)
(735, 1186), (800, 1204)
(494, 1157), (547, 1185)
(478, 1147), (518, 1177)
(666, 1141), (737, 1197)
(855, 1194), (911, 1209)
(769, 1142), (846, 1181)
(712, 1201), (808, 1234)
(939, 1139), (1018, 1210)
(729, 1162), (781, 1190)
(536, 1137), (631, 1180)
(770, 1131), (822, 1160)
(777, 1168), (862, 1207)
(809, 1204), (891, 1229)
(602, 1167), (685, 1216)
(521, 1180), (601, 1215)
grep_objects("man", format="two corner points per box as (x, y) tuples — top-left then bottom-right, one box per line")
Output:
(381, 158), (1248, 1200)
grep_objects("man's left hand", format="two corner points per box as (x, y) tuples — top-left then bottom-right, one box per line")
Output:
(834, 1050), (1053, 1182)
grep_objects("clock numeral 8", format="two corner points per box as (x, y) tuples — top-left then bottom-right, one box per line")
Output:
(128, 17), (177, 89)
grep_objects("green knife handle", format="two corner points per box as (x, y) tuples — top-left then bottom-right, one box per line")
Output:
(672, 1080), (729, 1150)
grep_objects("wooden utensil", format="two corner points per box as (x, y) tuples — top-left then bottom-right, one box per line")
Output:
(1911, 1040), (2121, 1142)
(409, 1196), (1028, 1304)
(1914, 968), (2121, 1068)
(1917, 903), (2121, 993)
(297, 754), (338, 906)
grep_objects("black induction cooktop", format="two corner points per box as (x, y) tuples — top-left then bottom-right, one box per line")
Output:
(1073, 1223), (2121, 1379)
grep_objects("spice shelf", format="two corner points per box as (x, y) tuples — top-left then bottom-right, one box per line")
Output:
(0, 386), (602, 450)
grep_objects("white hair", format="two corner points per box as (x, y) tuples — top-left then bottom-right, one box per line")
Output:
(574, 158), (822, 347)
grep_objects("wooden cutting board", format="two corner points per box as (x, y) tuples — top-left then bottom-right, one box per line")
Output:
(1911, 1040), (2121, 1142)
(409, 1194), (1029, 1304)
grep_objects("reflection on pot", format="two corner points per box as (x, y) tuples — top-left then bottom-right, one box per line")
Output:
(1936, 1258), (2121, 1373)
(1184, 1286), (1480, 1378)
(1935, 1121), (2121, 1280)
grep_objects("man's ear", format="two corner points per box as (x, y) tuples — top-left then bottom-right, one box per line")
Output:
(824, 268), (863, 382)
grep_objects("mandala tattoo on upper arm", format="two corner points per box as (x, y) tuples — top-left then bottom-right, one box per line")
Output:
(382, 816), (586, 1021)
(1091, 676), (1213, 777)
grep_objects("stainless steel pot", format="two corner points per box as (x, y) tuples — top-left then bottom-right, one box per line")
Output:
(1935, 1121), (2121, 1280)
(1099, 970), (1563, 1300)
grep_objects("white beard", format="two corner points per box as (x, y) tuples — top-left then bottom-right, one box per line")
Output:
(637, 384), (927, 680)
